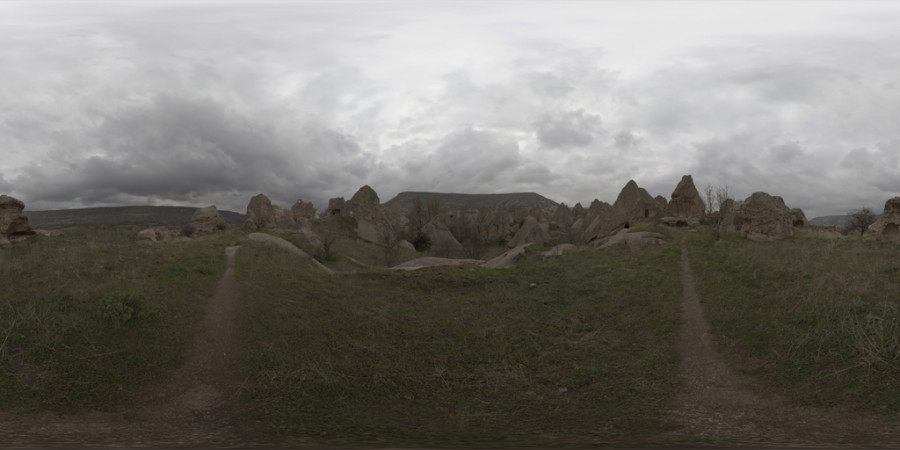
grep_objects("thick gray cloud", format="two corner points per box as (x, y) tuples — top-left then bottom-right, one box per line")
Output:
(534, 109), (602, 149)
(2, 2), (900, 218)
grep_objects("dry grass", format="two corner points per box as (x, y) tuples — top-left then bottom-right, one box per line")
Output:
(0, 227), (240, 414)
(235, 242), (683, 446)
(687, 228), (900, 413)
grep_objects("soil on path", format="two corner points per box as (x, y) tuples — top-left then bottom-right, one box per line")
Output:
(0, 246), (265, 447)
(667, 239), (900, 447)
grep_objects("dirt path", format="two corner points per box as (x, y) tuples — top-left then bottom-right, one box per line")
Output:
(0, 246), (263, 447)
(667, 239), (900, 447)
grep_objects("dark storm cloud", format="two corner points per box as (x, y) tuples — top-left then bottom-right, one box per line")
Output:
(14, 94), (373, 211)
(534, 109), (601, 149)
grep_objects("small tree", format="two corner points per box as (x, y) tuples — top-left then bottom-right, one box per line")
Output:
(703, 184), (715, 217)
(846, 207), (876, 236)
(713, 185), (731, 240)
(378, 227), (400, 267)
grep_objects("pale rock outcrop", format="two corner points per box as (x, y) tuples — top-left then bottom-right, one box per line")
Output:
(190, 205), (226, 234)
(864, 197), (900, 242)
(243, 232), (334, 274)
(137, 227), (173, 242)
(542, 243), (577, 260)
(244, 194), (276, 230)
(392, 257), (484, 271)
(398, 240), (416, 252)
(507, 216), (551, 248)
(720, 192), (795, 241)
(0, 195), (34, 238)
(664, 175), (706, 220)
(483, 243), (532, 269)
(594, 229), (667, 250)
(423, 219), (465, 256)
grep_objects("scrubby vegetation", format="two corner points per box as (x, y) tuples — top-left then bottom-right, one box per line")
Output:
(0, 228), (236, 413)
(235, 243), (682, 446)
(687, 229), (900, 413)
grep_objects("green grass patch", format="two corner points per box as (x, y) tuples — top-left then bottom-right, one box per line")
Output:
(687, 228), (900, 413)
(236, 242), (682, 446)
(0, 228), (238, 414)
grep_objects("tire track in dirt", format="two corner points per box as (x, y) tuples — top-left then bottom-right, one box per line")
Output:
(0, 246), (263, 447)
(667, 239), (900, 447)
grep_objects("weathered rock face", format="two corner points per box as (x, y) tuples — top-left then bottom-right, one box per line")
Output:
(612, 180), (663, 223)
(244, 194), (276, 230)
(325, 197), (345, 216)
(190, 205), (226, 234)
(721, 192), (795, 241)
(790, 208), (809, 228)
(664, 175), (706, 219)
(346, 185), (381, 218)
(0, 195), (34, 238)
(864, 197), (900, 242)
(291, 200), (317, 220)
(551, 204), (573, 230)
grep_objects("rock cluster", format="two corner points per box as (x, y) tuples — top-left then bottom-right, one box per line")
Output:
(863, 197), (900, 242)
(1, 194), (35, 245)
(720, 192), (802, 241)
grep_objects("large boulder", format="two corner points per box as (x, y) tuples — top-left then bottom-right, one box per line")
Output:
(190, 205), (226, 234)
(0, 195), (34, 238)
(244, 193), (276, 230)
(664, 175), (706, 219)
(721, 192), (795, 241)
(863, 197), (900, 242)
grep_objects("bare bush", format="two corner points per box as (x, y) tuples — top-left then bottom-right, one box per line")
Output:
(846, 207), (876, 236)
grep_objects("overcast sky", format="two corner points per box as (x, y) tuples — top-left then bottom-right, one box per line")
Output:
(2, 1), (899, 218)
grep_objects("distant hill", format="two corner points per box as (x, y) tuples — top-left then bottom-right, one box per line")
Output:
(382, 191), (558, 215)
(809, 215), (851, 228)
(809, 214), (881, 228)
(25, 206), (246, 229)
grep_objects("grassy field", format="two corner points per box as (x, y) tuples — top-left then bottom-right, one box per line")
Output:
(235, 241), (683, 446)
(687, 228), (900, 413)
(0, 227), (240, 414)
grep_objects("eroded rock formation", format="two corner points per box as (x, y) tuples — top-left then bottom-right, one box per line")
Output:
(864, 197), (900, 242)
(190, 205), (226, 234)
(0, 195), (34, 244)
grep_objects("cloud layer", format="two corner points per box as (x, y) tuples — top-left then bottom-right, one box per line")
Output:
(1, 2), (899, 218)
